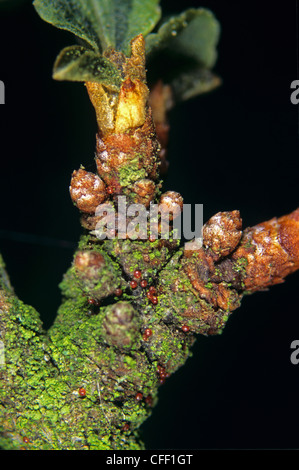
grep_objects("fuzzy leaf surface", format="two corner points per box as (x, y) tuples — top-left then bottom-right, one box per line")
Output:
(53, 45), (122, 86)
(146, 8), (220, 102)
(146, 8), (220, 68)
(34, 0), (161, 54)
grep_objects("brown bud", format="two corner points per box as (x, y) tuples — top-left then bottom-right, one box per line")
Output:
(159, 191), (183, 220)
(74, 250), (121, 300)
(202, 210), (242, 260)
(70, 169), (106, 214)
(74, 250), (106, 278)
(132, 179), (156, 207)
(102, 301), (140, 348)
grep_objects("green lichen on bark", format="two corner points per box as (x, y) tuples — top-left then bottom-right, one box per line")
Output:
(0, 218), (255, 450)
(0, 239), (197, 449)
(0, 250), (149, 449)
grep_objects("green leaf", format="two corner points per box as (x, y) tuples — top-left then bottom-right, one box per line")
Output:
(145, 8), (221, 102)
(146, 8), (220, 69)
(33, 0), (161, 55)
(53, 45), (122, 87)
(170, 68), (221, 103)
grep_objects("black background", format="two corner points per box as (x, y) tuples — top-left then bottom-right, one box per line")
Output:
(0, 0), (299, 450)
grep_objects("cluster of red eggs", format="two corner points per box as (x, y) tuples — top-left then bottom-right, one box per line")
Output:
(142, 328), (152, 341)
(87, 269), (159, 309)
(135, 392), (153, 406)
(157, 365), (170, 385)
(128, 269), (159, 306)
(87, 298), (100, 306)
(146, 285), (158, 305)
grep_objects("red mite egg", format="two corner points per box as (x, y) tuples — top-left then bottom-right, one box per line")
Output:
(106, 185), (115, 195)
(140, 279), (147, 288)
(130, 280), (138, 289)
(78, 387), (86, 397)
(133, 269), (142, 279)
(23, 436), (30, 444)
(145, 395), (153, 406)
(135, 392), (143, 401)
(182, 324), (190, 333)
(122, 423), (130, 432)
(115, 288), (123, 297)
(146, 286), (158, 304)
(143, 328), (153, 341)
(157, 364), (169, 384)
(88, 298), (100, 306)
